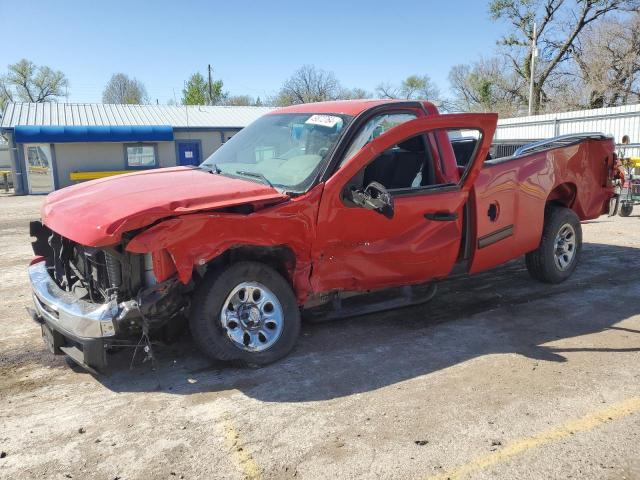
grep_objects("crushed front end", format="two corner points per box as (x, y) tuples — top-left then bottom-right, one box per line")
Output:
(28, 220), (187, 371)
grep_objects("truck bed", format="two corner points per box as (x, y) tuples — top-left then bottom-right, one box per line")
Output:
(467, 133), (615, 273)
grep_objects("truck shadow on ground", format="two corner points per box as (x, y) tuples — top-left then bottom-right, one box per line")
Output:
(93, 242), (640, 402)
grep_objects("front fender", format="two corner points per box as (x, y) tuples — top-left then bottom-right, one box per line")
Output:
(124, 186), (322, 302)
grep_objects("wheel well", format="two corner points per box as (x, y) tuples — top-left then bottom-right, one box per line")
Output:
(546, 182), (577, 210)
(204, 245), (296, 285)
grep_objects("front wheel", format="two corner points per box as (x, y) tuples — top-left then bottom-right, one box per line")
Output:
(189, 261), (301, 366)
(525, 206), (582, 284)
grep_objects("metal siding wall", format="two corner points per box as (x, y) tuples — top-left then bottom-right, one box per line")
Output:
(54, 141), (174, 189)
(495, 105), (640, 157)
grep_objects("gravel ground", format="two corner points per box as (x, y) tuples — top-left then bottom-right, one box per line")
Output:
(1, 193), (639, 480)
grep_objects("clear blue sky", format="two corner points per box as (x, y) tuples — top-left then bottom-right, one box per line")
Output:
(0, 0), (509, 104)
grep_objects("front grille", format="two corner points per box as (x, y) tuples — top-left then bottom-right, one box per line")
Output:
(30, 221), (145, 303)
(30, 221), (120, 303)
(105, 252), (122, 289)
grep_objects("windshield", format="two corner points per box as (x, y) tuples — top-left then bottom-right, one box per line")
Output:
(200, 113), (351, 191)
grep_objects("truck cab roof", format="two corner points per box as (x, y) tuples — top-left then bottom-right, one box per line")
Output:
(272, 99), (440, 117)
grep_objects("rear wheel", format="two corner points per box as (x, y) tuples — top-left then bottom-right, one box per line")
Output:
(189, 261), (301, 366)
(525, 206), (582, 284)
(619, 202), (634, 217)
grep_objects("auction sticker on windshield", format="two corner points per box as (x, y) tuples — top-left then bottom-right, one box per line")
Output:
(305, 115), (342, 128)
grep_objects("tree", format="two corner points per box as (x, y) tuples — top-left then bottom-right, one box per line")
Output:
(181, 71), (224, 105)
(229, 96), (266, 106)
(274, 65), (342, 106)
(182, 73), (207, 105)
(0, 59), (68, 111)
(339, 87), (372, 99)
(490, 0), (640, 114)
(376, 74), (444, 107)
(223, 94), (254, 106)
(570, 12), (640, 108)
(102, 73), (148, 104)
(448, 58), (524, 115)
(0, 77), (11, 112)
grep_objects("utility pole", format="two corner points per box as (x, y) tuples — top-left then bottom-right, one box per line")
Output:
(528, 22), (538, 116)
(208, 64), (213, 106)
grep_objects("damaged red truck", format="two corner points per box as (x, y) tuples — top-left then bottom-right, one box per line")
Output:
(28, 100), (617, 370)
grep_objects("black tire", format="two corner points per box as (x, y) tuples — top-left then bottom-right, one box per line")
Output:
(525, 206), (582, 284)
(619, 203), (634, 217)
(189, 261), (301, 366)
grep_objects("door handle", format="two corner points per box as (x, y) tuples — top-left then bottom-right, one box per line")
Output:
(424, 211), (458, 221)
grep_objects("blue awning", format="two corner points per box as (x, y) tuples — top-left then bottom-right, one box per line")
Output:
(14, 125), (174, 143)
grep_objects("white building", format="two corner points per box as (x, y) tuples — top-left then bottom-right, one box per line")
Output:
(494, 104), (640, 164)
(1, 103), (273, 194)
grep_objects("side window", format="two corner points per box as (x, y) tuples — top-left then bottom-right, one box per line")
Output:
(341, 112), (417, 166)
(125, 143), (157, 168)
(447, 130), (483, 167)
(352, 128), (482, 194)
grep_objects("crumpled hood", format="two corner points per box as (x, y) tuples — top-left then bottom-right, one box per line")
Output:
(42, 166), (288, 247)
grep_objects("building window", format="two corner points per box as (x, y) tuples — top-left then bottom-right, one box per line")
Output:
(125, 144), (157, 168)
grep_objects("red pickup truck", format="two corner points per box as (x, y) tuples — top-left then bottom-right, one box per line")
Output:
(28, 100), (617, 370)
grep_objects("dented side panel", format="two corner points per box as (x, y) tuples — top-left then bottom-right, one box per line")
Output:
(311, 113), (497, 293)
(469, 138), (616, 274)
(126, 185), (324, 303)
(311, 191), (468, 292)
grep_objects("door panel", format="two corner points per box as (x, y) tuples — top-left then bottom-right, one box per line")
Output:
(468, 166), (519, 274)
(311, 113), (497, 294)
(312, 190), (467, 292)
(177, 141), (201, 166)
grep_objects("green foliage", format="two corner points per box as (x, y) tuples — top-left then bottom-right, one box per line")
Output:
(401, 75), (439, 99)
(181, 72), (224, 105)
(377, 74), (441, 103)
(182, 73), (207, 105)
(476, 78), (494, 107)
(490, 0), (536, 22)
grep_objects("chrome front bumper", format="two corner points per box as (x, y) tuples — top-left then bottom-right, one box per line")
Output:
(28, 261), (118, 339)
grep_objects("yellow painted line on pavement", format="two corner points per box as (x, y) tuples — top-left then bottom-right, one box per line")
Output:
(220, 415), (261, 479)
(426, 396), (640, 480)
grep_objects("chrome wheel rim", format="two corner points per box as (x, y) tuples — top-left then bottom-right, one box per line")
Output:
(220, 281), (283, 352)
(554, 223), (576, 271)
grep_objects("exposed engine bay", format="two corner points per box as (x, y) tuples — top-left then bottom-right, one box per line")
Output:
(29, 220), (188, 340)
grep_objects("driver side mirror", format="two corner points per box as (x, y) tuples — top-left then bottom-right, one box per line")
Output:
(349, 181), (394, 219)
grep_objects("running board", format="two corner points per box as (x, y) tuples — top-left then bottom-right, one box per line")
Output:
(304, 283), (438, 322)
